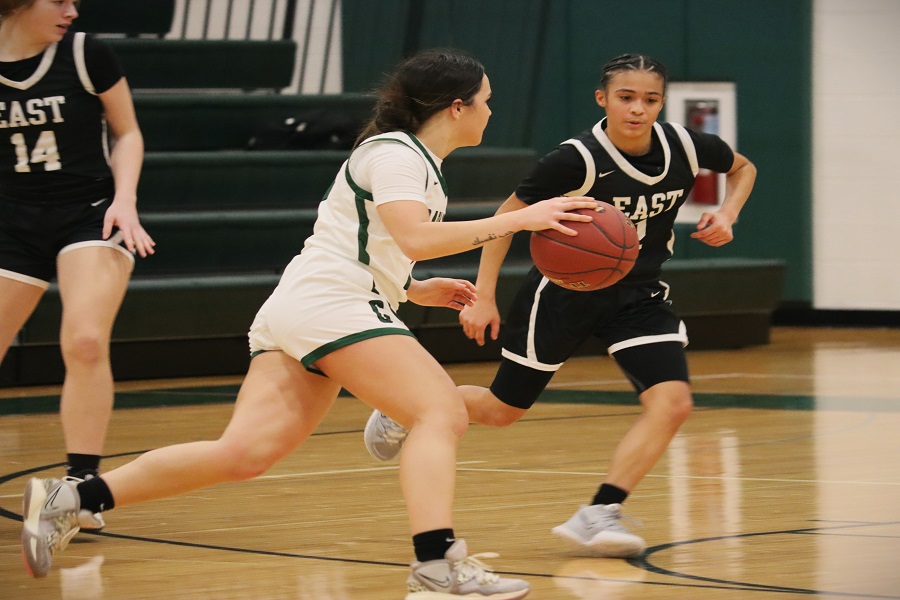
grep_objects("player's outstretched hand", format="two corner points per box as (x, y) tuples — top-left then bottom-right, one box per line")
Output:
(518, 196), (598, 236)
(408, 277), (477, 310)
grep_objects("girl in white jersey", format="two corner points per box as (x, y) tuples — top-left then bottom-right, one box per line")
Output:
(0, 0), (154, 532)
(22, 47), (596, 598)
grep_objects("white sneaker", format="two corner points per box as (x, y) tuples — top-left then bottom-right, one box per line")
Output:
(63, 476), (106, 532)
(364, 410), (409, 461)
(551, 504), (645, 558)
(22, 478), (81, 578)
(406, 539), (529, 599)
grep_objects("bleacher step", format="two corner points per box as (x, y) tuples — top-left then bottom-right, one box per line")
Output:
(109, 39), (297, 91)
(138, 147), (538, 211)
(134, 93), (376, 152)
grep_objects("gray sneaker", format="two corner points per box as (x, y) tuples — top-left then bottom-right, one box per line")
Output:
(551, 504), (645, 558)
(63, 476), (106, 532)
(364, 410), (409, 461)
(406, 539), (529, 599)
(22, 478), (81, 578)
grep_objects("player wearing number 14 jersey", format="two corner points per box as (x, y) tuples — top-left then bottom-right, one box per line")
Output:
(0, 30), (120, 203)
(0, 0), (154, 535)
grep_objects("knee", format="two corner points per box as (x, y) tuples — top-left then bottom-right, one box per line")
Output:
(656, 392), (693, 425)
(669, 393), (693, 424)
(448, 403), (470, 439)
(60, 329), (108, 367)
(415, 400), (469, 440)
(216, 439), (282, 482)
(642, 383), (693, 426)
(460, 385), (527, 427)
(481, 405), (525, 427)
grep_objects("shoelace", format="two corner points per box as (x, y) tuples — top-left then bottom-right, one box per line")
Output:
(379, 415), (409, 443)
(453, 552), (502, 585)
(47, 512), (79, 553)
(63, 474), (96, 483)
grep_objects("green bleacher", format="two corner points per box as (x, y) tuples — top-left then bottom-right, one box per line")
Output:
(135, 94), (375, 152)
(0, 5), (785, 387)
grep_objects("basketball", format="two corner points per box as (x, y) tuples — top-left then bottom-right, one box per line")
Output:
(530, 202), (639, 291)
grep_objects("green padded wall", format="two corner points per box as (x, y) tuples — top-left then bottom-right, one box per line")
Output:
(675, 0), (813, 306)
(343, 0), (812, 303)
(342, 0), (552, 148)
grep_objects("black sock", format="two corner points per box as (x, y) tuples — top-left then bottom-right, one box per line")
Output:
(66, 454), (101, 480)
(592, 483), (628, 506)
(76, 476), (115, 514)
(413, 529), (456, 563)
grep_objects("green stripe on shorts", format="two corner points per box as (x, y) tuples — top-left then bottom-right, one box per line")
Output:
(301, 328), (416, 372)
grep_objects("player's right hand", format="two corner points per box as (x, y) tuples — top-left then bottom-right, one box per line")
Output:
(519, 196), (598, 235)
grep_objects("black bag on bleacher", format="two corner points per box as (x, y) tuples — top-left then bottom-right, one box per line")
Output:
(246, 110), (362, 151)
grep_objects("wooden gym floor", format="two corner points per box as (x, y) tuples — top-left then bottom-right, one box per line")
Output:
(1, 326), (899, 599)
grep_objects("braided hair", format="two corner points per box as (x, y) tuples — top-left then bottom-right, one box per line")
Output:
(598, 54), (668, 94)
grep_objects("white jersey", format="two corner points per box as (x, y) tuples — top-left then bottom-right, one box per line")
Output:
(301, 131), (448, 308)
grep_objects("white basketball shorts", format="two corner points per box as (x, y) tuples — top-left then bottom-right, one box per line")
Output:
(248, 251), (415, 373)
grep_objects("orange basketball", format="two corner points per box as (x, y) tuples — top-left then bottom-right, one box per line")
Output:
(530, 202), (639, 291)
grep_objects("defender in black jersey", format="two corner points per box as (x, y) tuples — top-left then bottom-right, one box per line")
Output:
(364, 54), (757, 557)
(0, 0), (154, 533)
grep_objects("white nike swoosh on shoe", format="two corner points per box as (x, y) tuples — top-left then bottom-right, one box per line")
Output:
(597, 170), (616, 178)
(650, 291), (661, 298)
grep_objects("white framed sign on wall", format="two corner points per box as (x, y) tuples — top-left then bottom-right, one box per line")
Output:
(664, 82), (737, 224)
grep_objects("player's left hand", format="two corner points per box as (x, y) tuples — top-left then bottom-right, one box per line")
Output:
(104, 198), (156, 258)
(691, 210), (736, 247)
(408, 278), (477, 310)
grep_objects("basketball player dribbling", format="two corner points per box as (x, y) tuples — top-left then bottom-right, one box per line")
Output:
(365, 53), (757, 558)
(22, 46), (598, 598)
(0, 0), (154, 533)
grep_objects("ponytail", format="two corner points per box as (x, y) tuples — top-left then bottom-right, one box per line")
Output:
(356, 48), (485, 146)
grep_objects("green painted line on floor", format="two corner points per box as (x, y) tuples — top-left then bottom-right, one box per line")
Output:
(1, 385), (897, 416)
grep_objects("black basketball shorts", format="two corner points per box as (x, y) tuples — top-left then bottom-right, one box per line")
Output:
(490, 267), (690, 409)
(0, 196), (132, 287)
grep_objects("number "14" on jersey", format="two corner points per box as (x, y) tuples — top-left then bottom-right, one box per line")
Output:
(10, 130), (62, 172)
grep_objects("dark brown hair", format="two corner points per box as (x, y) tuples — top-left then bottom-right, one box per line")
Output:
(356, 48), (485, 145)
(599, 54), (668, 94)
(0, 0), (34, 19)
(0, 0), (80, 20)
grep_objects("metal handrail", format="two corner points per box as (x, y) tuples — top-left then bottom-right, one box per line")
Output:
(169, 0), (340, 93)
(173, 0), (298, 41)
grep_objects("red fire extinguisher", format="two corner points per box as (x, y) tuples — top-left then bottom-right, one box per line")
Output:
(692, 168), (718, 205)
(686, 102), (719, 205)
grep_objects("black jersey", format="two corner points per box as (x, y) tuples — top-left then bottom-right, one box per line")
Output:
(516, 118), (734, 284)
(0, 32), (123, 204)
